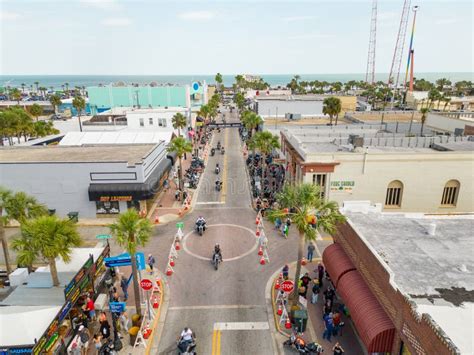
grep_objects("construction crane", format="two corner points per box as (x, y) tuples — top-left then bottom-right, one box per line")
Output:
(388, 0), (412, 89)
(365, 0), (377, 84)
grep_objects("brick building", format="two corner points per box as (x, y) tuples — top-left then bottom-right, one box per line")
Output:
(323, 210), (473, 354)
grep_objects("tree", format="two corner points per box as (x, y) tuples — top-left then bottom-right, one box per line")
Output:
(167, 137), (193, 200)
(110, 209), (152, 317)
(241, 111), (263, 139)
(33, 121), (59, 137)
(12, 215), (81, 286)
(323, 97), (342, 125)
(436, 78), (451, 92)
(28, 103), (43, 121)
(249, 131), (280, 197)
(442, 95), (452, 112)
(215, 73), (223, 91)
(234, 92), (246, 112)
(11, 88), (22, 104)
(197, 104), (211, 122)
(172, 112), (187, 137)
(72, 96), (86, 132)
(34, 81), (40, 93)
(0, 188), (13, 274)
(50, 94), (62, 114)
(420, 107), (429, 136)
(267, 184), (346, 307)
(21, 83), (26, 93)
(3, 191), (47, 224)
(65, 82), (70, 95)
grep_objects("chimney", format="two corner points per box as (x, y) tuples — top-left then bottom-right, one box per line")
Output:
(427, 223), (436, 236)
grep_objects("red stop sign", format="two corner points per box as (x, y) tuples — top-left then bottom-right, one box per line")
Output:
(140, 279), (153, 291)
(280, 280), (294, 293)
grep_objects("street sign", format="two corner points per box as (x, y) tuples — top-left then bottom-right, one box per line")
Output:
(135, 252), (146, 270)
(192, 82), (200, 91)
(281, 280), (295, 293)
(140, 278), (153, 291)
(96, 234), (111, 240)
(104, 251), (146, 270)
(176, 222), (184, 228)
(109, 302), (126, 313)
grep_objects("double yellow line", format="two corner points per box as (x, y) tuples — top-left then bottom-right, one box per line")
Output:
(211, 329), (221, 355)
(220, 128), (229, 203)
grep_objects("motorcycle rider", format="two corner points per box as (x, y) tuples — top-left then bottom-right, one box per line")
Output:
(215, 163), (220, 174)
(213, 243), (222, 263)
(217, 141), (221, 150)
(195, 216), (206, 231)
(215, 179), (222, 190)
(178, 327), (195, 352)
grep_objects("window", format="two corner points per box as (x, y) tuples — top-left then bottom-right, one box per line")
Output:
(312, 174), (326, 199)
(96, 201), (120, 215)
(149, 117), (153, 125)
(139, 118), (144, 127)
(158, 118), (167, 127)
(385, 180), (403, 207)
(441, 180), (460, 206)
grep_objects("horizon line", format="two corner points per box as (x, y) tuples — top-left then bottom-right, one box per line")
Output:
(1, 72), (473, 76)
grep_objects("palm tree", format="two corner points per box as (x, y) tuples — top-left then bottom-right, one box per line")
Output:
(241, 111), (263, 139)
(197, 104), (211, 123)
(110, 209), (152, 317)
(64, 83), (70, 95)
(3, 191), (47, 224)
(34, 81), (39, 93)
(11, 88), (22, 104)
(0, 188), (13, 274)
(12, 215), (81, 286)
(172, 113), (187, 137)
(442, 96), (452, 112)
(267, 183), (346, 306)
(215, 73), (223, 91)
(234, 92), (246, 113)
(28, 103), (43, 121)
(72, 96), (86, 132)
(420, 107), (429, 136)
(21, 83), (26, 93)
(167, 137), (193, 200)
(50, 94), (62, 114)
(249, 131), (280, 198)
(323, 97), (342, 125)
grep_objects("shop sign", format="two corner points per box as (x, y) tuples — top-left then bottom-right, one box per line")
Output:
(58, 301), (72, 322)
(176, 222), (184, 228)
(100, 196), (133, 202)
(330, 180), (355, 193)
(64, 256), (93, 301)
(109, 302), (126, 313)
(1, 347), (33, 354)
(104, 252), (145, 270)
(96, 234), (111, 240)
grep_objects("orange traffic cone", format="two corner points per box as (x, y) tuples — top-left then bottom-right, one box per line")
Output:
(279, 272), (283, 280)
(154, 214), (159, 224)
(301, 257), (307, 266)
(175, 241), (181, 251)
(260, 255), (266, 265)
(169, 257), (175, 267)
(285, 317), (292, 329)
(153, 296), (159, 309)
(275, 278), (280, 290)
(166, 266), (173, 276)
(258, 247), (263, 256)
(255, 217), (260, 225)
(178, 210), (183, 216)
(277, 304), (283, 316)
(256, 229), (260, 237)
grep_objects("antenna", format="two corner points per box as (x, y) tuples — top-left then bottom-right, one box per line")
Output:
(365, 0), (377, 84)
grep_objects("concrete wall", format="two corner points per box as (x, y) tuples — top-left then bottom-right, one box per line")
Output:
(301, 152), (474, 213)
(257, 99), (324, 117)
(427, 113), (471, 134)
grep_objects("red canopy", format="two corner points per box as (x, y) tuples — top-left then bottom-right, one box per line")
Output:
(322, 243), (356, 288)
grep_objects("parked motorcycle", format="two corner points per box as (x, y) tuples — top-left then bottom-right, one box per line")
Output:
(99, 339), (119, 355)
(283, 332), (323, 354)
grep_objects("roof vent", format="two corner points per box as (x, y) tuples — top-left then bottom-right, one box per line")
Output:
(427, 223), (436, 236)
(458, 264), (469, 273)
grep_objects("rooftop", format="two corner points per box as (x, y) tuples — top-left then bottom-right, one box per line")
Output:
(59, 131), (174, 146)
(102, 106), (188, 116)
(0, 144), (156, 164)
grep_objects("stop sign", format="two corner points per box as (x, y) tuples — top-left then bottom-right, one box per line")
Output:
(280, 280), (294, 293)
(140, 278), (153, 291)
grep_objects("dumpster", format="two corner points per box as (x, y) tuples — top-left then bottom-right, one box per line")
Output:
(292, 309), (308, 333)
(67, 212), (79, 222)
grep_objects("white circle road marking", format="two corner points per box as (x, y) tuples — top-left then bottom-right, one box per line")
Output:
(182, 223), (258, 262)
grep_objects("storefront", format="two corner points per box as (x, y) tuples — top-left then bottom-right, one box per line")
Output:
(31, 246), (109, 354)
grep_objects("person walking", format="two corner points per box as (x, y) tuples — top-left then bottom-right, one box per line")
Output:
(332, 310), (342, 336)
(93, 334), (102, 353)
(311, 279), (320, 304)
(282, 264), (289, 280)
(307, 242), (316, 262)
(148, 254), (156, 275)
(322, 313), (334, 342)
(120, 275), (129, 301)
(316, 262), (325, 286)
(78, 325), (90, 355)
(119, 311), (129, 338)
(333, 342), (344, 354)
(99, 318), (111, 340)
(85, 295), (96, 321)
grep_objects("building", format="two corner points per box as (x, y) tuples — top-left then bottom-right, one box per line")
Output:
(323, 210), (473, 354)
(426, 112), (474, 135)
(281, 127), (474, 213)
(58, 131), (175, 146)
(0, 143), (174, 218)
(87, 84), (208, 115)
(254, 95), (357, 118)
(406, 91), (474, 111)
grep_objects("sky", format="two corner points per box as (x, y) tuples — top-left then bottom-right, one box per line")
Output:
(0, 0), (472, 75)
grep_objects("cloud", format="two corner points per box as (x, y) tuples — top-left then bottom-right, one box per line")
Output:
(288, 33), (333, 40)
(101, 17), (132, 26)
(80, 0), (120, 10)
(0, 11), (21, 21)
(178, 11), (215, 21)
(435, 18), (457, 25)
(283, 15), (317, 22)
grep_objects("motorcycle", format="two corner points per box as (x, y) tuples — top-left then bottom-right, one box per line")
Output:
(211, 148), (215, 156)
(217, 142), (221, 150)
(212, 253), (221, 270)
(215, 181), (222, 191)
(215, 166), (220, 174)
(196, 222), (205, 236)
(283, 332), (323, 354)
(177, 338), (197, 355)
(221, 147), (225, 155)
(99, 339), (119, 355)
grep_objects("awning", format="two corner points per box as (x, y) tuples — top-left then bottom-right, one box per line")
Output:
(337, 271), (396, 353)
(322, 243), (356, 288)
(166, 151), (177, 165)
(88, 157), (172, 201)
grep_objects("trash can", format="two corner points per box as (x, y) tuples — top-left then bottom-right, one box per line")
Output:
(67, 212), (79, 222)
(293, 309), (308, 333)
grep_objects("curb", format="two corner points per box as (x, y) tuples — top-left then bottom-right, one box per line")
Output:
(265, 266), (288, 355)
(146, 269), (170, 354)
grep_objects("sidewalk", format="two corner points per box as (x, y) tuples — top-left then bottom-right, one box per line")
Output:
(271, 260), (365, 354)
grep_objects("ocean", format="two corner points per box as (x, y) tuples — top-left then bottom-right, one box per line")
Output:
(0, 73), (472, 90)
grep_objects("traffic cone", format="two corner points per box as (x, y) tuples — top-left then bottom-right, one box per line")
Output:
(156, 278), (161, 288)
(258, 247), (263, 256)
(169, 257), (175, 267)
(301, 257), (307, 266)
(275, 278), (280, 290)
(256, 229), (260, 237)
(153, 296), (159, 309)
(279, 272), (283, 280)
(277, 304), (283, 316)
(178, 209), (183, 216)
(175, 241), (181, 251)
(285, 317), (292, 329)
(154, 214), (159, 224)
(256, 217), (260, 225)
(260, 255), (266, 265)
(166, 266), (173, 276)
